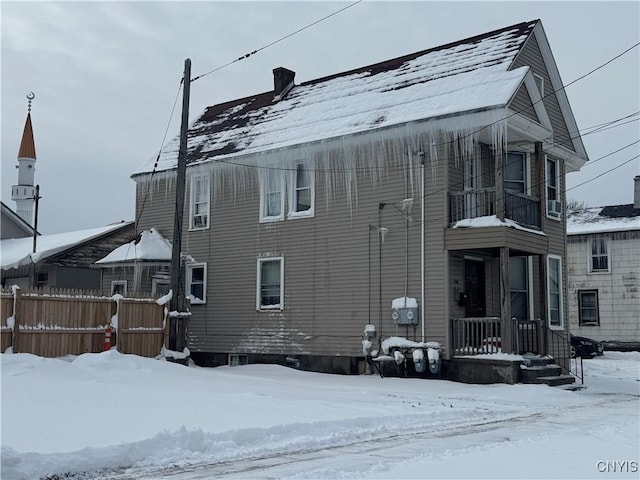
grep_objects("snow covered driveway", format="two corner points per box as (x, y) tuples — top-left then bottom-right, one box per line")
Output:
(1, 351), (638, 479)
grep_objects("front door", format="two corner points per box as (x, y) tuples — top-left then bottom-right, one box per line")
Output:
(465, 259), (486, 317)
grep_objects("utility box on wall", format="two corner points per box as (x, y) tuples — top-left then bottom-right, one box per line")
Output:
(391, 297), (419, 325)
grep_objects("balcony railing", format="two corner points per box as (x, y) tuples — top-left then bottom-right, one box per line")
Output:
(449, 189), (541, 229)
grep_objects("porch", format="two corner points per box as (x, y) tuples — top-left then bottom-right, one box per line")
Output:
(449, 188), (541, 230)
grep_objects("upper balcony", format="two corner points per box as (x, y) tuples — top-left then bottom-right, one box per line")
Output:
(449, 188), (541, 230)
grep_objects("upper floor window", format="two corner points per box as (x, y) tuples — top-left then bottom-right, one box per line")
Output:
(546, 157), (562, 219)
(289, 163), (314, 217)
(505, 152), (527, 194)
(578, 290), (600, 326)
(186, 262), (207, 304)
(190, 175), (210, 230)
(259, 170), (285, 222)
(547, 255), (564, 329)
(534, 73), (545, 97)
(257, 256), (284, 310)
(591, 237), (609, 272)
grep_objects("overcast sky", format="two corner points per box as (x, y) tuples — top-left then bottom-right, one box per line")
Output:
(2, 1), (639, 234)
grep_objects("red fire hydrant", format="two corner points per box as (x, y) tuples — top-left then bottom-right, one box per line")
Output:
(103, 325), (112, 351)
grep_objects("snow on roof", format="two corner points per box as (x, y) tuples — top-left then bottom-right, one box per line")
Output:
(1, 222), (132, 270)
(134, 21), (536, 175)
(96, 228), (172, 264)
(567, 205), (640, 235)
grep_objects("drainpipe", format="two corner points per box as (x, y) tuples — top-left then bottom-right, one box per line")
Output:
(419, 151), (426, 343)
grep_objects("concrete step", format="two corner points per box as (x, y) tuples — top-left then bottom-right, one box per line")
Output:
(535, 374), (576, 387)
(520, 364), (562, 383)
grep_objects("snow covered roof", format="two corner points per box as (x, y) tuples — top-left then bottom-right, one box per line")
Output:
(0, 222), (133, 270)
(1, 201), (37, 239)
(96, 228), (172, 265)
(567, 205), (640, 235)
(133, 20), (538, 176)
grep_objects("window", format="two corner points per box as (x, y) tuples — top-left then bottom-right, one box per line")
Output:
(186, 263), (206, 304)
(534, 73), (545, 97)
(505, 152), (526, 194)
(510, 256), (530, 321)
(257, 257), (284, 310)
(152, 278), (171, 297)
(190, 175), (210, 230)
(590, 237), (609, 272)
(547, 255), (564, 329)
(260, 170), (285, 222)
(578, 290), (600, 326)
(289, 163), (314, 217)
(111, 280), (127, 296)
(546, 157), (561, 219)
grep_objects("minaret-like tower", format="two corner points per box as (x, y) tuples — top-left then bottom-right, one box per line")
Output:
(11, 93), (37, 226)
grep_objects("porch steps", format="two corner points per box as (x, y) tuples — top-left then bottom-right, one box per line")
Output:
(520, 356), (576, 387)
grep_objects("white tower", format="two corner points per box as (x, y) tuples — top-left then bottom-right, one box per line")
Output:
(11, 93), (37, 226)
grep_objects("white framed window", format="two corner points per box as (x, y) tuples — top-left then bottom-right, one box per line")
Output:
(186, 262), (207, 304)
(547, 255), (564, 329)
(510, 256), (532, 321)
(259, 169), (285, 222)
(534, 73), (545, 97)
(546, 157), (562, 220)
(288, 163), (314, 218)
(152, 278), (171, 297)
(256, 256), (284, 310)
(111, 280), (127, 296)
(189, 174), (210, 230)
(590, 237), (609, 272)
(504, 152), (529, 194)
(578, 290), (600, 326)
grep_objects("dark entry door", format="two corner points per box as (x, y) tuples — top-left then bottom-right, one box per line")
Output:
(465, 259), (486, 317)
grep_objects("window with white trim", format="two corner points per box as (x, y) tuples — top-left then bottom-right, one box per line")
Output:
(289, 163), (314, 217)
(590, 237), (609, 272)
(547, 255), (564, 328)
(259, 170), (285, 222)
(111, 280), (127, 296)
(546, 157), (561, 219)
(257, 257), (284, 310)
(534, 73), (545, 97)
(578, 290), (600, 326)
(505, 152), (527, 194)
(190, 175), (210, 230)
(510, 256), (530, 321)
(186, 263), (207, 304)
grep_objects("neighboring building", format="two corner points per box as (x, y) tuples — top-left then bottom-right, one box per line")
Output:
(131, 20), (589, 377)
(1, 202), (37, 240)
(1, 222), (135, 290)
(95, 228), (172, 296)
(567, 177), (640, 350)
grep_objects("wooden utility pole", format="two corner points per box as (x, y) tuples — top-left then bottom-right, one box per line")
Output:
(169, 58), (191, 349)
(31, 185), (41, 288)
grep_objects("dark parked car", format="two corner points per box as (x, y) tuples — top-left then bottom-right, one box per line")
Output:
(570, 335), (604, 358)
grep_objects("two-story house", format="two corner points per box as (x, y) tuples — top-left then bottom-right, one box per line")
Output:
(130, 20), (589, 380)
(567, 177), (640, 351)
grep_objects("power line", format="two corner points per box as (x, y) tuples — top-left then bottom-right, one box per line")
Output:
(192, 1), (362, 83)
(566, 155), (640, 193)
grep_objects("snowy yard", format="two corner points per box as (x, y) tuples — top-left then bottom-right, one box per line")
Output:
(1, 351), (638, 479)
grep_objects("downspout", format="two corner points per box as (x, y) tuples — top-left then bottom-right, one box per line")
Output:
(420, 151), (426, 343)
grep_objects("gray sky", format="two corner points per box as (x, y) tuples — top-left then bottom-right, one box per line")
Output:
(2, 1), (639, 234)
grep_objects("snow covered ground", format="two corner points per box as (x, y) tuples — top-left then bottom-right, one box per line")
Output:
(1, 351), (638, 479)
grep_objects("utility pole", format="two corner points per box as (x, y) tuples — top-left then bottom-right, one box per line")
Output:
(169, 58), (191, 350)
(31, 185), (41, 288)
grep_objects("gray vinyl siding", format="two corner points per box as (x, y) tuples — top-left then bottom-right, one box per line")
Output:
(510, 83), (539, 123)
(512, 33), (574, 151)
(138, 140), (447, 358)
(135, 176), (176, 240)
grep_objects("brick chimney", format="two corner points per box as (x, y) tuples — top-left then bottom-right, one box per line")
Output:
(273, 67), (295, 100)
(635, 175), (640, 209)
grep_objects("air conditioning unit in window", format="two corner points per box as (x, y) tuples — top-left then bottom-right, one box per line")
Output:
(548, 200), (563, 216)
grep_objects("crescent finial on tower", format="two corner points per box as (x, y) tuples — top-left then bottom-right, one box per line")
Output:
(27, 92), (35, 112)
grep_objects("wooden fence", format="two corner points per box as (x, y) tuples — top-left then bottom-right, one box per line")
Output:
(0, 287), (167, 358)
